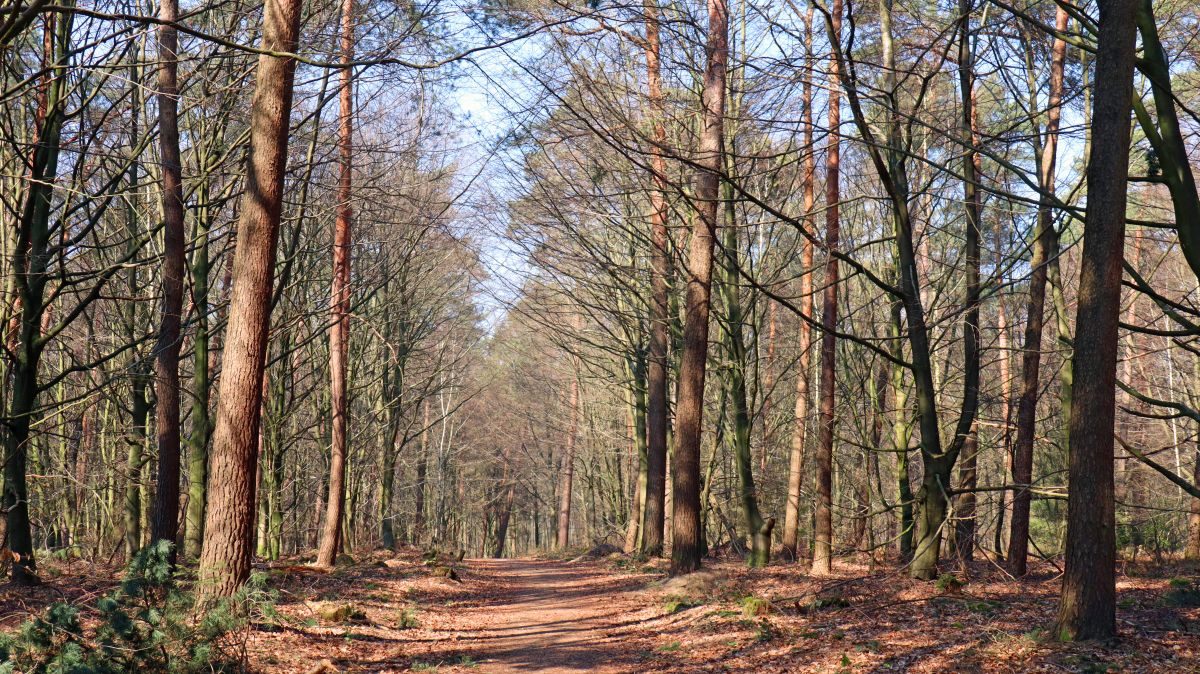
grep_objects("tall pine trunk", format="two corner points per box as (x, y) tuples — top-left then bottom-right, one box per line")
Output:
(812, 0), (841, 577)
(640, 0), (671, 557)
(150, 0), (187, 557)
(670, 0), (727, 574)
(316, 0), (355, 569)
(197, 0), (304, 599)
(1054, 0), (1137, 641)
(781, 5), (815, 562)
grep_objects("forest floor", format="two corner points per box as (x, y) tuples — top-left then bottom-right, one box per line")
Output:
(3, 547), (1200, 672)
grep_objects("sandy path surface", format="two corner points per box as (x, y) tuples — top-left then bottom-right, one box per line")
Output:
(436, 558), (650, 673)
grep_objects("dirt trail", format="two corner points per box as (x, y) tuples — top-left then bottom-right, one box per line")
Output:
(437, 558), (651, 673)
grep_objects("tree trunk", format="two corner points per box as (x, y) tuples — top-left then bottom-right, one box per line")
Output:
(781, 5), (816, 563)
(953, 422), (979, 563)
(184, 203), (211, 559)
(720, 178), (772, 567)
(948, 1), (984, 569)
(812, 0), (841, 577)
(555, 375), (579, 549)
(624, 356), (648, 554)
(892, 303), (914, 559)
(316, 0), (354, 570)
(492, 443), (516, 558)
(197, 0), (304, 599)
(993, 221), (1012, 559)
(1008, 6), (1067, 577)
(125, 368), (149, 559)
(123, 59), (148, 562)
(1188, 438), (1200, 559)
(640, 0), (671, 558)
(3, 7), (71, 585)
(381, 440), (398, 549)
(1054, 0), (1137, 641)
(150, 0), (186, 559)
(671, 0), (726, 575)
(414, 400), (430, 544)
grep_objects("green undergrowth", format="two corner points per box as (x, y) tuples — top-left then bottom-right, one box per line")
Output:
(0, 541), (275, 674)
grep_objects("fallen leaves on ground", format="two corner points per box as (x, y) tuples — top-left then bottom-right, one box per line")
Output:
(2, 549), (1197, 673)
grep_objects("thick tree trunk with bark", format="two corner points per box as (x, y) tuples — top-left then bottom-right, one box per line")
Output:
(197, 0), (304, 599)
(671, 0), (727, 575)
(1054, 0), (1137, 641)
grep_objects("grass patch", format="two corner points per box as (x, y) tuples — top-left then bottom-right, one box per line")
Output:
(663, 595), (702, 614)
(395, 607), (421, 629)
(740, 595), (771, 617)
(1163, 578), (1200, 607)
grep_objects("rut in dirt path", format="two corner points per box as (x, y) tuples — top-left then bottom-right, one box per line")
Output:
(441, 558), (652, 673)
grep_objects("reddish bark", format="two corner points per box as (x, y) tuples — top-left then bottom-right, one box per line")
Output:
(671, 0), (727, 575)
(150, 0), (187, 556)
(197, 0), (304, 599)
(316, 0), (355, 570)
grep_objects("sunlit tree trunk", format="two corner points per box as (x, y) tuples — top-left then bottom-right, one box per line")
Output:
(414, 399), (430, 544)
(671, 0), (727, 574)
(812, 0), (841, 577)
(1008, 7), (1067, 577)
(781, 5), (815, 562)
(993, 221), (1012, 559)
(150, 0), (187, 558)
(316, 0), (355, 570)
(624, 354), (648, 553)
(197, 0), (305, 599)
(640, 0), (672, 557)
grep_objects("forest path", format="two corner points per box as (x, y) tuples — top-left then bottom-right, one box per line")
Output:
(435, 557), (651, 673)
